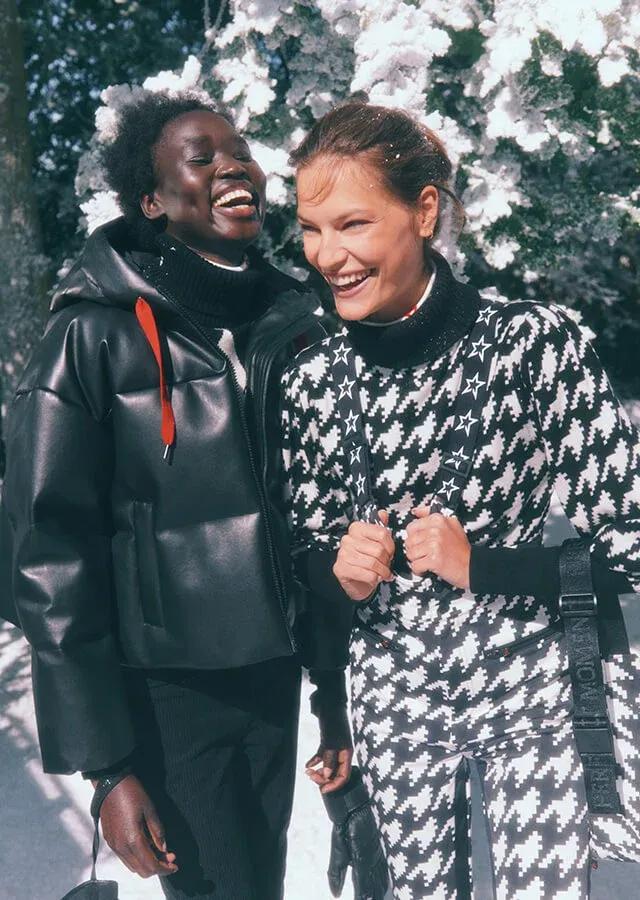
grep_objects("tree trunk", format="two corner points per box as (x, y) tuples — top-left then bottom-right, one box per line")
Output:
(0, 0), (48, 418)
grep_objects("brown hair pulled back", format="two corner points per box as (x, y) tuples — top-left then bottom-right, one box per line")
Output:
(290, 101), (464, 238)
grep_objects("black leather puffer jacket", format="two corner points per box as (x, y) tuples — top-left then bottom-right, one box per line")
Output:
(2, 219), (324, 774)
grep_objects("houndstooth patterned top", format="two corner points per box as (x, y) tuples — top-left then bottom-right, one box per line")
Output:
(281, 259), (640, 634)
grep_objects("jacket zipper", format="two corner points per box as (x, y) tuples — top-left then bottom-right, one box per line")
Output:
(484, 621), (562, 660)
(354, 619), (402, 653)
(151, 289), (298, 651)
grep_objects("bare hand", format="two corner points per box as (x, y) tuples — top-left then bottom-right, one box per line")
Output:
(404, 507), (471, 588)
(305, 747), (354, 794)
(333, 511), (395, 602)
(97, 774), (178, 878)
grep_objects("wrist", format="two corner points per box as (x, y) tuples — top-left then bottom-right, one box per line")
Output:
(90, 767), (134, 821)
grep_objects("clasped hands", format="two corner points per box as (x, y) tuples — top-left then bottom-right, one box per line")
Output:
(333, 506), (471, 602)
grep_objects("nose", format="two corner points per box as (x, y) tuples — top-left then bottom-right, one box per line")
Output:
(215, 154), (248, 180)
(314, 231), (348, 273)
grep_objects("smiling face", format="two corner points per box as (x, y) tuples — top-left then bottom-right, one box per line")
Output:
(296, 155), (438, 322)
(140, 110), (267, 265)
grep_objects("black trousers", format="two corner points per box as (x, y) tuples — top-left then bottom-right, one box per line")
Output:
(124, 655), (301, 900)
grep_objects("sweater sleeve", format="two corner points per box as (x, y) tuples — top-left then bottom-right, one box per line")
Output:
(469, 543), (632, 599)
(517, 305), (640, 589)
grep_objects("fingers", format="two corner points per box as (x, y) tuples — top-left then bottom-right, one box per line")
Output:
(305, 753), (328, 787)
(322, 749), (339, 781)
(144, 803), (168, 855)
(100, 777), (178, 879)
(335, 545), (393, 581)
(321, 749), (353, 794)
(347, 519), (395, 558)
(377, 509), (389, 527)
(405, 511), (448, 562)
(111, 831), (178, 878)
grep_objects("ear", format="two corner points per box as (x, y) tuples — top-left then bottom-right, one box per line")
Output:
(416, 185), (439, 239)
(140, 191), (166, 221)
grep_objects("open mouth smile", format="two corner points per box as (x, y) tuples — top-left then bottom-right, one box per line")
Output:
(326, 268), (375, 296)
(211, 188), (259, 218)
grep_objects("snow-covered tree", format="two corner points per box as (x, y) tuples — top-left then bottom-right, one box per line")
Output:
(78, 0), (640, 391)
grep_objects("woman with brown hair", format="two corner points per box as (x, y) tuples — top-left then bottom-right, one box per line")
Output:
(282, 101), (640, 898)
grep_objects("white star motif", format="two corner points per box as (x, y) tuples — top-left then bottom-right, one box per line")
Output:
(477, 307), (497, 326)
(355, 473), (367, 496)
(461, 372), (486, 400)
(345, 410), (359, 435)
(350, 445), (363, 465)
(455, 410), (478, 436)
(332, 342), (351, 366)
(440, 478), (457, 501)
(444, 448), (469, 470)
(338, 375), (356, 400)
(468, 336), (491, 362)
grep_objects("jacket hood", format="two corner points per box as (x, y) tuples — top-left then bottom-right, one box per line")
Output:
(50, 216), (311, 318)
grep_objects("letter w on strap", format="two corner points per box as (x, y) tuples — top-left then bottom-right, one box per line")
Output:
(560, 539), (622, 813)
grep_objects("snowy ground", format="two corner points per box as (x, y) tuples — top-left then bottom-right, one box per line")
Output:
(0, 626), (345, 900)
(1, 497), (640, 899)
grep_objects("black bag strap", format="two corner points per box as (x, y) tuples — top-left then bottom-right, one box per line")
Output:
(559, 539), (622, 813)
(327, 303), (499, 522)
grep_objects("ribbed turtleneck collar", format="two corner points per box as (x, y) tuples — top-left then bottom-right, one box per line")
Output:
(345, 251), (480, 368)
(145, 233), (270, 332)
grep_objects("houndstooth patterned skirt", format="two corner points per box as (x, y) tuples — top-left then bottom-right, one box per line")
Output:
(349, 578), (640, 899)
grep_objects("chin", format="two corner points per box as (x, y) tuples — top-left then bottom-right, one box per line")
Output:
(335, 302), (374, 322)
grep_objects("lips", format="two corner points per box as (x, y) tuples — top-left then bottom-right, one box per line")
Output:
(325, 269), (375, 295)
(211, 184), (259, 218)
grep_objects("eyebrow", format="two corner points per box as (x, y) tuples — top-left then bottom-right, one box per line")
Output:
(297, 209), (375, 224)
(182, 136), (251, 151)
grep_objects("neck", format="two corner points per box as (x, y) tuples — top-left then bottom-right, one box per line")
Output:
(367, 261), (433, 324)
(164, 226), (250, 267)
(193, 246), (248, 267)
(345, 250), (481, 369)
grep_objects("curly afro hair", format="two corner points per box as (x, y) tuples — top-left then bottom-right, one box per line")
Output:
(101, 92), (233, 241)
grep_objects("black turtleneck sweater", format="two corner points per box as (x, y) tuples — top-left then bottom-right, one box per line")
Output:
(142, 234), (271, 362)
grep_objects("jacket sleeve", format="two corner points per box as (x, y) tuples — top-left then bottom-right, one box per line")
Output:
(3, 372), (135, 774)
(519, 305), (640, 589)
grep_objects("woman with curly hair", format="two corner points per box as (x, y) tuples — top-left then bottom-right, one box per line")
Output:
(1, 92), (354, 899)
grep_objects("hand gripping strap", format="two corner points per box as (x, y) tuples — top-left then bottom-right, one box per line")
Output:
(86, 770), (131, 885)
(559, 539), (622, 814)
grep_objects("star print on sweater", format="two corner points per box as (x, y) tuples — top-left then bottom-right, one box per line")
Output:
(281, 286), (640, 603)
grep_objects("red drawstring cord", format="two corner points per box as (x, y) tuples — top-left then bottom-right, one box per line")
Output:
(135, 297), (176, 459)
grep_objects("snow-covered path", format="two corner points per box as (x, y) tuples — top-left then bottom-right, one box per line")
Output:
(0, 625), (351, 900)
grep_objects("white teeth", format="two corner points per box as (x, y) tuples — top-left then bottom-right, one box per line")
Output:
(329, 270), (373, 287)
(212, 189), (254, 208)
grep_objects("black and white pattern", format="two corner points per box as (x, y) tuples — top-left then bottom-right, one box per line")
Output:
(281, 296), (640, 898)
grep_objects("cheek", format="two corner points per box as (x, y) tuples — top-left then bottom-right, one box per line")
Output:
(251, 165), (267, 196)
(302, 234), (319, 264)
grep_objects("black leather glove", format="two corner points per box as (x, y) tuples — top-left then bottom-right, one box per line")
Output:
(322, 766), (389, 900)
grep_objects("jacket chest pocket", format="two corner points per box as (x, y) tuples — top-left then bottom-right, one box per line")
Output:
(133, 501), (164, 628)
